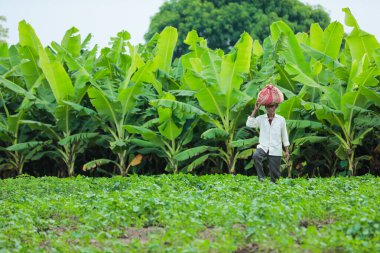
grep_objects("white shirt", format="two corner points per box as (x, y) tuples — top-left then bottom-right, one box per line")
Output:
(246, 114), (290, 156)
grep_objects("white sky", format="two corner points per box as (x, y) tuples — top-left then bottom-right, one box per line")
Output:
(1, 0), (379, 48)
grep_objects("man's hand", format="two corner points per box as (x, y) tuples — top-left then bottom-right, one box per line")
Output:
(284, 148), (290, 162)
(254, 101), (262, 110)
(251, 101), (261, 117)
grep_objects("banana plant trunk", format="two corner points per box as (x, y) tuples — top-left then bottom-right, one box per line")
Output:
(16, 153), (24, 175)
(348, 148), (356, 176)
(66, 145), (77, 177)
(118, 152), (127, 176)
(225, 140), (236, 174)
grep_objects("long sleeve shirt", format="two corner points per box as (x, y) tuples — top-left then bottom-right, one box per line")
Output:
(246, 114), (290, 156)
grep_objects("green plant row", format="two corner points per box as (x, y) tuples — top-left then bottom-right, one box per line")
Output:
(0, 8), (379, 177)
(0, 174), (379, 252)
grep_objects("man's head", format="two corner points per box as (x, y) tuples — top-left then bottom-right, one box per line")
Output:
(265, 103), (278, 114)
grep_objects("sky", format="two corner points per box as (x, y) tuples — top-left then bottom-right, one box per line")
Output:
(1, 0), (379, 48)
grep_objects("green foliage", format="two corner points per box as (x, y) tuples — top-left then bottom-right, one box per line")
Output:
(181, 30), (256, 173)
(145, 0), (330, 57)
(1, 8), (379, 177)
(0, 16), (8, 42)
(1, 175), (380, 252)
(125, 94), (209, 173)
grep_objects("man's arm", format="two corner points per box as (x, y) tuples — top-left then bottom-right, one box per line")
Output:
(250, 101), (260, 117)
(246, 101), (261, 128)
(282, 119), (290, 161)
(284, 146), (290, 161)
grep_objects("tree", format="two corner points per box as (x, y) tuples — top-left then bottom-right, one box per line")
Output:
(145, 0), (330, 58)
(0, 16), (8, 42)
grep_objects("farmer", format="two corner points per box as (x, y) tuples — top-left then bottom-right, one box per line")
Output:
(246, 101), (290, 182)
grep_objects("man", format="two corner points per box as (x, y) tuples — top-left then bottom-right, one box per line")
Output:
(246, 102), (290, 182)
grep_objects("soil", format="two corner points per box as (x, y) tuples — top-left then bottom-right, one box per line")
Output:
(121, 226), (165, 244)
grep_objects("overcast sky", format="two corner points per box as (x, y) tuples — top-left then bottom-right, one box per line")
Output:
(1, 0), (379, 48)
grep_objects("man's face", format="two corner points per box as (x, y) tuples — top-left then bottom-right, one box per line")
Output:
(265, 103), (277, 114)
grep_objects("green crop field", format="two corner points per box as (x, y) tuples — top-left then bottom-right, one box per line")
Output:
(1, 175), (379, 252)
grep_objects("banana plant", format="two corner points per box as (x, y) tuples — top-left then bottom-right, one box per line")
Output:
(0, 95), (47, 175)
(0, 40), (48, 175)
(309, 10), (380, 175)
(82, 26), (178, 175)
(180, 31), (255, 173)
(17, 21), (99, 176)
(272, 10), (380, 176)
(276, 96), (337, 177)
(125, 93), (215, 173)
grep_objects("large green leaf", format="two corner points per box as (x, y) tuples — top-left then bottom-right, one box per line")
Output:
(118, 82), (144, 118)
(284, 62), (321, 89)
(182, 154), (210, 172)
(121, 43), (144, 89)
(354, 113), (380, 128)
(352, 128), (373, 145)
(6, 113), (24, 136)
(153, 93), (184, 142)
(6, 141), (44, 152)
(321, 22), (344, 59)
(286, 120), (325, 130)
(236, 148), (255, 159)
(129, 138), (160, 148)
(18, 46), (43, 89)
(153, 26), (178, 73)
(310, 23), (323, 52)
(61, 100), (97, 117)
(51, 41), (97, 87)
(352, 66), (380, 88)
(21, 120), (59, 140)
(61, 27), (81, 58)
(293, 136), (328, 146)
(319, 86), (342, 110)
(58, 133), (98, 146)
(18, 20), (42, 56)
(185, 73), (225, 116)
(157, 107), (182, 141)
(201, 128), (229, 140)
(174, 146), (209, 161)
(124, 125), (163, 146)
(220, 32), (252, 92)
(310, 22), (344, 60)
(270, 21), (309, 73)
(276, 96), (302, 120)
(150, 99), (206, 117)
(341, 91), (367, 121)
(82, 159), (118, 171)
(131, 60), (162, 94)
(343, 8), (380, 61)
(38, 47), (74, 102)
(108, 30), (130, 65)
(359, 86), (380, 107)
(230, 137), (259, 148)
(88, 86), (120, 123)
(0, 76), (35, 100)
(301, 44), (344, 70)
(315, 106), (345, 127)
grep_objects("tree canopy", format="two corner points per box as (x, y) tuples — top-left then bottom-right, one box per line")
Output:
(144, 0), (330, 57)
(0, 16), (8, 42)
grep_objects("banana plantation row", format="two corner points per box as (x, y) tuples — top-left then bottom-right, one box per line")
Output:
(0, 8), (379, 178)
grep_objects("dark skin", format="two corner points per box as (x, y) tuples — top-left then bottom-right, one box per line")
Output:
(250, 101), (290, 161)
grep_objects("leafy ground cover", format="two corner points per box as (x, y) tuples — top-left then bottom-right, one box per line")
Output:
(1, 174), (379, 252)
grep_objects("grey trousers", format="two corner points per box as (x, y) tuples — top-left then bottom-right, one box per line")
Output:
(252, 148), (281, 182)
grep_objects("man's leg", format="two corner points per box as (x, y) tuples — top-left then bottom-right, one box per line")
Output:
(268, 155), (282, 182)
(252, 148), (267, 181)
